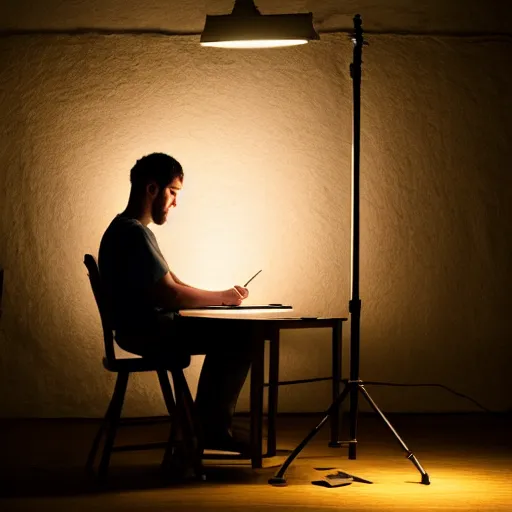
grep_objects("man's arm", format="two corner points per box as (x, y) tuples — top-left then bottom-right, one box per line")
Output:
(169, 270), (191, 288)
(151, 271), (246, 310)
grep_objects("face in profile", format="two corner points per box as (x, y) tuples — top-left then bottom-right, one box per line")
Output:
(151, 177), (183, 225)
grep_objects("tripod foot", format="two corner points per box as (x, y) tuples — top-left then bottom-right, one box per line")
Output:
(268, 476), (287, 486)
(407, 452), (430, 485)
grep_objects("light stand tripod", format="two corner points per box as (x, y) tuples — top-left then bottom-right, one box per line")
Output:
(269, 15), (430, 487)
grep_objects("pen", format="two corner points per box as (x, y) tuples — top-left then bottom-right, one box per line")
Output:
(244, 269), (262, 287)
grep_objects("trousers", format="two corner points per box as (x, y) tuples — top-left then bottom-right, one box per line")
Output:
(115, 314), (253, 433)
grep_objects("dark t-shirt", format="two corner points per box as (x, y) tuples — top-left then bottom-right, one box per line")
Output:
(98, 215), (170, 333)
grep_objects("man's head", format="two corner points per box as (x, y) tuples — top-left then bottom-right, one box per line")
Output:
(129, 153), (184, 225)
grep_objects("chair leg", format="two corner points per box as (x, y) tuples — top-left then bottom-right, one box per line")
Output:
(157, 369), (177, 416)
(157, 370), (181, 472)
(179, 371), (205, 458)
(159, 369), (188, 474)
(168, 369), (205, 480)
(97, 371), (129, 482)
(86, 388), (119, 472)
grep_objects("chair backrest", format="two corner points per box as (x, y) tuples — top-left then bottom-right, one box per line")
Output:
(84, 254), (116, 363)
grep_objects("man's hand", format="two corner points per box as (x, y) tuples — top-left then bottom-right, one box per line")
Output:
(234, 285), (249, 300)
(221, 286), (249, 306)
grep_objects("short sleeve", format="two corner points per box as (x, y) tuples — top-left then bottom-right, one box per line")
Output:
(123, 225), (169, 291)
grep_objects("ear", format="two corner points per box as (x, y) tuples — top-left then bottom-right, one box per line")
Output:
(146, 182), (159, 198)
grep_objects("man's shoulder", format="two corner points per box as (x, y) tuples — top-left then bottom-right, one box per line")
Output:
(110, 214), (143, 230)
(103, 215), (147, 238)
(100, 216), (147, 253)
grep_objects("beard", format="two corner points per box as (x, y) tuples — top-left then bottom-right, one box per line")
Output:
(151, 193), (168, 225)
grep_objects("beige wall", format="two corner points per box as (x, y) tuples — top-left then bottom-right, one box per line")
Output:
(0, 1), (510, 417)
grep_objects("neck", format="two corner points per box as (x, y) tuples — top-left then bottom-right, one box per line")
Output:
(121, 198), (152, 226)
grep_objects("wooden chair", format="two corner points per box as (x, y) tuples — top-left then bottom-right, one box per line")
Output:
(83, 254), (204, 482)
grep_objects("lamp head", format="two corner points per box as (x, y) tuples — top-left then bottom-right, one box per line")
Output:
(200, 0), (320, 49)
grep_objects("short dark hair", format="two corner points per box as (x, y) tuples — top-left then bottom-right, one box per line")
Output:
(130, 153), (184, 191)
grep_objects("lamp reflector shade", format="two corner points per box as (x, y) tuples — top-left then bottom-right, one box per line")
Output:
(200, 12), (319, 49)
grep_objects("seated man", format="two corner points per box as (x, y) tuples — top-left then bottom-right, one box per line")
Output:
(98, 152), (252, 453)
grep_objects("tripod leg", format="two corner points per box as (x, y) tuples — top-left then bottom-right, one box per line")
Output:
(269, 383), (351, 486)
(348, 379), (359, 459)
(358, 384), (430, 485)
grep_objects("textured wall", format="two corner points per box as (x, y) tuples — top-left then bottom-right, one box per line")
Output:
(0, 1), (511, 417)
(2, 0), (512, 34)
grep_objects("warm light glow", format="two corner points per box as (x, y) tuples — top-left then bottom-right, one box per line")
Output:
(201, 39), (308, 49)
(179, 308), (295, 319)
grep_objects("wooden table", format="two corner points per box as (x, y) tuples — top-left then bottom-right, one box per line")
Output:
(178, 310), (348, 468)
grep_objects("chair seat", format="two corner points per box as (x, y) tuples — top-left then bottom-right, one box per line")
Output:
(103, 355), (190, 373)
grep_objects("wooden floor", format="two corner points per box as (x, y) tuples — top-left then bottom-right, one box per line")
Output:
(0, 413), (511, 511)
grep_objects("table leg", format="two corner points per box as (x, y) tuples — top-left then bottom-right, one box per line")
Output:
(329, 319), (343, 447)
(267, 328), (280, 456)
(250, 331), (265, 469)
